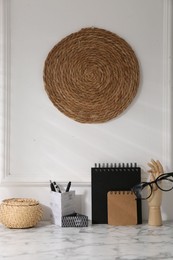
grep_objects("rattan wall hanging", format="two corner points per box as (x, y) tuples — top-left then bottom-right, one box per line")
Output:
(43, 27), (140, 123)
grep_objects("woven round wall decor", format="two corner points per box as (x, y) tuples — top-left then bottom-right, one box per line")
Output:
(43, 27), (140, 123)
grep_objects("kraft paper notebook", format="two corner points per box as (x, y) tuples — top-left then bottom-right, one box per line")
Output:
(91, 163), (142, 224)
(107, 191), (137, 226)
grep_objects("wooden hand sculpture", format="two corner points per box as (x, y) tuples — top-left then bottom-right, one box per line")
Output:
(147, 159), (164, 226)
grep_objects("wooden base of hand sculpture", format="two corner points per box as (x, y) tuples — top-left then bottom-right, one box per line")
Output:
(147, 159), (164, 226)
(148, 206), (162, 226)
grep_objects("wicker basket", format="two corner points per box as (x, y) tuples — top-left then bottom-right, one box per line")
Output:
(0, 198), (43, 229)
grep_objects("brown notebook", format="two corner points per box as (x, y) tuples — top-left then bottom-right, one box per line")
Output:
(107, 191), (137, 226)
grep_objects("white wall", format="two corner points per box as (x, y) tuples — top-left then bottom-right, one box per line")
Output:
(0, 0), (173, 221)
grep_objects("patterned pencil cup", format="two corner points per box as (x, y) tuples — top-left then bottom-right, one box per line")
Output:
(0, 198), (43, 229)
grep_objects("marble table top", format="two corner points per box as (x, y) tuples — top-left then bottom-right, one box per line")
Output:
(0, 221), (173, 260)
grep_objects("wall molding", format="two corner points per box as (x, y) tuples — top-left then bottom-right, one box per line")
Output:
(0, 0), (172, 186)
(162, 0), (173, 170)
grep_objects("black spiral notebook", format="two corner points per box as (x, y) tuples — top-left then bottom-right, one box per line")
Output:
(91, 163), (142, 224)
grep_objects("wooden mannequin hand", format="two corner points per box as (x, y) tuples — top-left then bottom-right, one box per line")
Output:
(147, 159), (164, 226)
(147, 186), (162, 207)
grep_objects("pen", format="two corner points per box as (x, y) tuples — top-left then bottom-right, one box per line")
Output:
(53, 181), (61, 193)
(50, 180), (56, 192)
(55, 184), (62, 193)
(65, 181), (71, 192)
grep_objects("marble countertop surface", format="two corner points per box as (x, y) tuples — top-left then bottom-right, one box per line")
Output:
(0, 221), (173, 260)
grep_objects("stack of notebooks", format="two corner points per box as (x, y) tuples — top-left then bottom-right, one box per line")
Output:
(91, 163), (142, 225)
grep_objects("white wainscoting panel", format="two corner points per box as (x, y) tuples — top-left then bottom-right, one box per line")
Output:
(0, 0), (172, 220)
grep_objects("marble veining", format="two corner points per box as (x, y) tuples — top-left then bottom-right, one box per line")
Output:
(0, 221), (173, 260)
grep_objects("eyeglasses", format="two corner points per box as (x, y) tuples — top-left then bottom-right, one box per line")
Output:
(132, 172), (173, 200)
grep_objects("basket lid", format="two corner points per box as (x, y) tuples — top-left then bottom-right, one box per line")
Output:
(1, 198), (39, 206)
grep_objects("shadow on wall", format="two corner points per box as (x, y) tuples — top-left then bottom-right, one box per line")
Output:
(161, 191), (173, 221)
(41, 204), (52, 221)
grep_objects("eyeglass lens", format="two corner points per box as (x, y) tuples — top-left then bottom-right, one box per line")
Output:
(140, 185), (152, 199)
(157, 175), (173, 191)
(138, 175), (173, 199)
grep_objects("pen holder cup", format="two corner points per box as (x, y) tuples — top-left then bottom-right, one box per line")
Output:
(50, 191), (75, 227)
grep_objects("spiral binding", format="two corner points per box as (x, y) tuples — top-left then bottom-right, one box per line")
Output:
(109, 191), (134, 195)
(94, 163), (137, 168)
